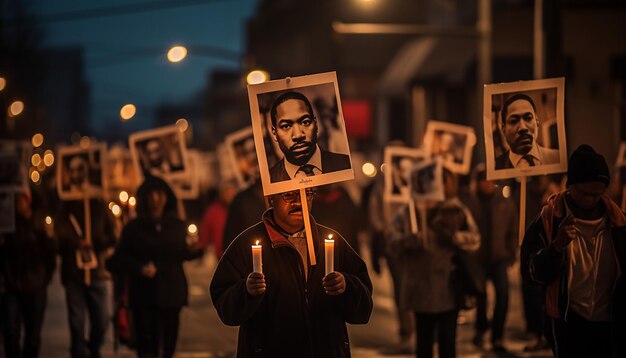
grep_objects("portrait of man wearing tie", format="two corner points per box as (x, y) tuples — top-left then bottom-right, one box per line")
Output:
(495, 93), (560, 169)
(268, 91), (351, 183)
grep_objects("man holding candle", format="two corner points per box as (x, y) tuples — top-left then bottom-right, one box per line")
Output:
(210, 188), (373, 357)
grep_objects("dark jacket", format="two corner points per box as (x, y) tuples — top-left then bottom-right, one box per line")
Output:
(0, 214), (57, 293)
(210, 211), (373, 358)
(269, 149), (351, 183)
(106, 175), (203, 308)
(521, 193), (626, 356)
(56, 199), (116, 285)
(222, 180), (266, 251)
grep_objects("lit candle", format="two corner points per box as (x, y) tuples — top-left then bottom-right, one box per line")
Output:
(45, 216), (54, 238)
(325, 234), (334, 276)
(252, 240), (263, 274)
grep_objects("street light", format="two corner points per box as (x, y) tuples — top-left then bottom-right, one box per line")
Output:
(167, 45), (188, 63)
(246, 70), (269, 85)
(8, 100), (24, 117)
(120, 104), (136, 121)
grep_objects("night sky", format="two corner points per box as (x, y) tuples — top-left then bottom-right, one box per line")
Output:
(31, 0), (258, 135)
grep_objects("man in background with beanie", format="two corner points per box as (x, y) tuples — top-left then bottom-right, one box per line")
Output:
(521, 145), (626, 357)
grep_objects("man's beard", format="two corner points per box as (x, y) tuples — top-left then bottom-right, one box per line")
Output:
(282, 141), (316, 166)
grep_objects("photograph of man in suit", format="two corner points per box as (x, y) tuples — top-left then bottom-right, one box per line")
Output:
(495, 93), (559, 169)
(64, 155), (100, 195)
(269, 91), (351, 183)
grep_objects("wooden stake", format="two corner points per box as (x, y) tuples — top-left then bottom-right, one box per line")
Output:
(84, 197), (92, 285)
(409, 199), (418, 234)
(418, 202), (428, 249)
(300, 188), (317, 266)
(518, 176), (527, 246)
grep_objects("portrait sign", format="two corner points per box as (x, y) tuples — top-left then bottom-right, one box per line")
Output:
(129, 125), (189, 183)
(423, 120), (476, 175)
(483, 77), (567, 180)
(57, 143), (107, 200)
(169, 149), (199, 200)
(0, 140), (31, 191)
(0, 189), (15, 233)
(383, 146), (427, 203)
(224, 126), (259, 189)
(248, 72), (354, 195)
(106, 144), (139, 192)
(409, 157), (445, 202)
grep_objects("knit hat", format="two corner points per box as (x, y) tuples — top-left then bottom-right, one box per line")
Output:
(566, 145), (610, 187)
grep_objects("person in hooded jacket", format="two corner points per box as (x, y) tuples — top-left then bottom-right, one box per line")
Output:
(210, 188), (373, 358)
(107, 175), (203, 358)
(0, 190), (56, 358)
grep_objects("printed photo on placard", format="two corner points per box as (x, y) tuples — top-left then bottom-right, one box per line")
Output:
(383, 146), (427, 203)
(0, 189), (15, 233)
(225, 127), (259, 189)
(423, 120), (476, 175)
(248, 72), (354, 195)
(409, 157), (445, 202)
(106, 144), (139, 191)
(129, 125), (188, 182)
(169, 149), (199, 200)
(0, 140), (31, 191)
(57, 143), (107, 200)
(483, 77), (567, 180)
(615, 142), (626, 168)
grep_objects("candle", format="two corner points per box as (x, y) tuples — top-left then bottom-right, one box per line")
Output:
(45, 216), (54, 238)
(325, 234), (334, 276)
(252, 240), (263, 273)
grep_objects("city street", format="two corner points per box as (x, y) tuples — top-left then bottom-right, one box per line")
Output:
(33, 245), (552, 358)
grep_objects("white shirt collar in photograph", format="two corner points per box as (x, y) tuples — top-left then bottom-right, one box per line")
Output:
(508, 144), (542, 168)
(284, 145), (322, 179)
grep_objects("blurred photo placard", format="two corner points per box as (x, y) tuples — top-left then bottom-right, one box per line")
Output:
(169, 149), (199, 200)
(483, 77), (567, 180)
(383, 146), (426, 203)
(0, 140), (31, 192)
(225, 126), (259, 189)
(57, 143), (107, 200)
(409, 157), (445, 202)
(248, 72), (354, 196)
(423, 120), (476, 175)
(106, 144), (139, 192)
(129, 125), (189, 183)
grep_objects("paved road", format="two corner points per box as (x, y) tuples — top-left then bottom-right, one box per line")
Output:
(23, 246), (552, 358)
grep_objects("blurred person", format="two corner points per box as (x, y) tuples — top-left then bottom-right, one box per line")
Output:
(521, 145), (626, 357)
(269, 91), (351, 182)
(0, 190), (56, 358)
(107, 175), (203, 358)
(210, 188), (373, 357)
(199, 180), (238, 259)
(368, 174), (415, 352)
(496, 94), (559, 169)
(56, 196), (116, 358)
(389, 169), (480, 358)
(463, 165), (518, 352)
(222, 178), (266, 251)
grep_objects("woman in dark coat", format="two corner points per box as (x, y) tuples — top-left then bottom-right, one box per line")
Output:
(107, 176), (203, 358)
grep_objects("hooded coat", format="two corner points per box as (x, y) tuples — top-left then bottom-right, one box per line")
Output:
(210, 210), (373, 358)
(107, 176), (203, 308)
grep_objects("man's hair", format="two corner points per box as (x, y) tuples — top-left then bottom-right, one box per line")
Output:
(501, 93), (537, 128)
(270, 91), (314, 128)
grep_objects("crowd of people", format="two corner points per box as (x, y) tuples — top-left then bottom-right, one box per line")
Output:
(0, 141), (625, 358)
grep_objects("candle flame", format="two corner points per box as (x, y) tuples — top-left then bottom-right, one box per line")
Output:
(255, 240), (259, 245)
(328, 234), (333, 240)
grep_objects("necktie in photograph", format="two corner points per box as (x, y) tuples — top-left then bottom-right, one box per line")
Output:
(298, 164), (316, 176)
(523, 155), (536, 166)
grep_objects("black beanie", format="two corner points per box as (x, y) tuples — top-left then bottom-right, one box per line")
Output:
(566, 145), (610, 187)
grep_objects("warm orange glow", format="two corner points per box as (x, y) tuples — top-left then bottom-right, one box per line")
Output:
(31, 153), (42, 166)
(246, 70), (269, 85)
(30, 170), (40, 183)
(128, 196), (136, 207)
(79, 136), (91, 149)
(119, 191), (129, 203)
(176, 118), (189, 132)
(108, 202), (116, 210)
(0, 77), (6, 91)
(361, 162), (377, 177)
(31, 133), (44, 148)
(187, 224), (198, 235)
(8, 100), (24, 117)
(255, 240), (260, 246)
(120, 104), (136, 121)
(167, 46), (187, 63)
(111, 204), (122, 217)
(45, 216), (53, 225)
(43, 150), (54, 166)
